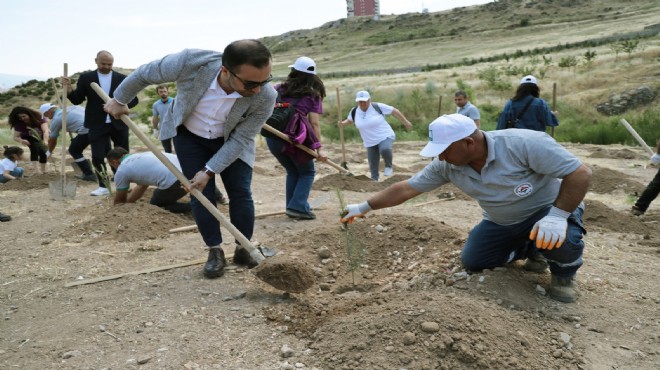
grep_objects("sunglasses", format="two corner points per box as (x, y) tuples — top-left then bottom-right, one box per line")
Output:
(228, 69), (273, 90)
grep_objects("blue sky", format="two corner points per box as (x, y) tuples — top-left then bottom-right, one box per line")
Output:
(0, 0), (492, 78)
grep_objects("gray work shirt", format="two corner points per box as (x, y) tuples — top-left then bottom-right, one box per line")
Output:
(48, 106), (88, 139)
(152, 97), (173, 126)
(408, 129), (581, 225)
(456, 101), (480, 122)
(114, 152), (180, 191)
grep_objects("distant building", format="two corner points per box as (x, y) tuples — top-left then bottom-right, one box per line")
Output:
(347, 0), (380, 19)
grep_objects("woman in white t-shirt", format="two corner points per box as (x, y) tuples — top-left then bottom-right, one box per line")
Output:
(0, 146), (25, 183)
(340, 90), (413, 181)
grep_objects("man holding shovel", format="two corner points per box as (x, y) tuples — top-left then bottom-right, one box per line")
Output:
(40, 103), (96, 182)
(103, 40), (277, 279)
(341, 114), (591, 303)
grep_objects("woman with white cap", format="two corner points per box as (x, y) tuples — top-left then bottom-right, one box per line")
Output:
(340, 91), (412, 181)
(496, 75), (558, 132)
(265, 56), (326, 220)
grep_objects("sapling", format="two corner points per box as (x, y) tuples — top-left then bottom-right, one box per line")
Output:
(336, 188), (366, 286)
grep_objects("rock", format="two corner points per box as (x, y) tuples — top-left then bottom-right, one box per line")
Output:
(99, 324), (106, 332)
(558, 332), (572, 348)
(319, 283), (332, 291)
(137, 356), (152, 364)
(280, 362), (295, 370)
(295, 363), (305, 368)
(402, 331), (416, 345)
(553, 349), (563, 358)
(535, 285), (546, 295)
(375, 224), (385, 232)
(62, 350), (82, 359)
(318, 248), (332, 259)
(281, 344), (294, 358)
(421, 322), (440, 333)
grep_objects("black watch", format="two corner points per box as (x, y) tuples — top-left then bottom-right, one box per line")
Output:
(204, 168), (215, 177)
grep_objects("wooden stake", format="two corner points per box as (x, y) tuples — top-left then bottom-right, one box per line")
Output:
(437, 95), (443, 117)
(64, 254), (233, 287)
(551, 82), (556, 138)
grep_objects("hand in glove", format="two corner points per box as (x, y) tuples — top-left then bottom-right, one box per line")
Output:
(529, 206), (570, 250)
(45, 150), (51, 158)
(340, 201), (372, 224)
(650, 153), (660, 165)
(152, 129), (159, 139)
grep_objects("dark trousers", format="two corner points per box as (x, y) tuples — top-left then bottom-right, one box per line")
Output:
(461, 205), (586, 278)
(25, 136), (47, 163)
(161, 138), (173, 153)
(68, 133), (90, 161)
(173, 126), (254, 247)
(89, 126), (129, 187)
(150, 180), (190, 213)
(634, 168), (660, 212)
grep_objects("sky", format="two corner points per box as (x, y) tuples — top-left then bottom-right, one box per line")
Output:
(0, 0), (492, 79)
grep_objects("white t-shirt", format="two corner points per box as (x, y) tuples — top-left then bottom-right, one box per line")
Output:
(347, 102), (395, 147)
(0, 158), (17, 173)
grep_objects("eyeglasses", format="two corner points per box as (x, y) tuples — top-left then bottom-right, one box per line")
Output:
(228, 69), (272, 90)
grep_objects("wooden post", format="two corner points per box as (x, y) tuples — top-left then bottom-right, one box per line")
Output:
(551, 82), (557, 138)
(437, 95), (443, 117)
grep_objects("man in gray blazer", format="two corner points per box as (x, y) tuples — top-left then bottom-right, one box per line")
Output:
(105, 39), (276, 279)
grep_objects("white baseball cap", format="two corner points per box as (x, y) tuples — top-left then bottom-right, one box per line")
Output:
(39, 103), (57, 116)
(419, 114), (477, 157)
(355, 90), (371, 102)
(520, 75), (537, 85)
(288, 56), (317, 75)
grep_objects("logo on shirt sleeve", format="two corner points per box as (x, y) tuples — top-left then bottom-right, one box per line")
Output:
(514, 182), (533, 197)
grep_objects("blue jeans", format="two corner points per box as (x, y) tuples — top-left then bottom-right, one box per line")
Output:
(174, 126), (254, 247)
(461, 204), (586, 278)
(266, 137), (315, 214)
(366, 137), (394, 181)
(0, 167), (25, 183)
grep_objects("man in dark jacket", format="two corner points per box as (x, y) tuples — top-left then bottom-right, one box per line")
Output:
(61, 50), (138, 196)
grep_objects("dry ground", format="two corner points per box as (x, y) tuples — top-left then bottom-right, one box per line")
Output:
(1, 140), (659, 369)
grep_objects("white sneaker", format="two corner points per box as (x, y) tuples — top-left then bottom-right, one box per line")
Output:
(383, 167), (393, 176)
(90, 187), (110, 196)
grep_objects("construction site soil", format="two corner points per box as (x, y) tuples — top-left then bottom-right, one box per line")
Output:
(1, 141), (658, 369)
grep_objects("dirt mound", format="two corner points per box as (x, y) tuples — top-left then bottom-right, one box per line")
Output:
(254, 255), (316, 293)
(62, 202), (190, 243)
(587, 147), (647, 160)
(589, 165), (645, 194)
(313, 173), (412, 192)
(0, 173), (63, 191)
(262, 214), (583, 369)
(584, 199), (657, 235)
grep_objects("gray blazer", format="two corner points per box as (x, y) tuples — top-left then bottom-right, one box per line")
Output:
(113, 49), (276, 173)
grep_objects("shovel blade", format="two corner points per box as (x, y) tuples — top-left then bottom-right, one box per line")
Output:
(49, 179), (77, 200)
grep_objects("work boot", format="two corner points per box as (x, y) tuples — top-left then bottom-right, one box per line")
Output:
(233, 245), (259, 269)
(523, 249), (549, 273)
(549, 275), (578, 303)
(203, 247), (226, 278)
(630, 205), (644, 216)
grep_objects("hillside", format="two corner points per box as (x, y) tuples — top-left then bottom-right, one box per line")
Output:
(1, 0), (658, 145)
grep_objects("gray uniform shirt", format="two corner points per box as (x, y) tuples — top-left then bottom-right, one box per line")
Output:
(408, 129), (581, 225)
(152, 97), (173, 125)
(48, 106), (88, 139)
(456, 101), (480, 122)
(114, 152), (180, 191)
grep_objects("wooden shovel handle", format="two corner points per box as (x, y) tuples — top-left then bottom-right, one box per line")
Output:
(90, 83), (264, 263)
(261, 123), (350, 174)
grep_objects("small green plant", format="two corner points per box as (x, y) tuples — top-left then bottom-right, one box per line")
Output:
(95, 166), (114, 197)
(558, 56), (579, 72)
(583, 50), (597, 70)
(336, 188), (366, 286)
(27, 127), (48, 152)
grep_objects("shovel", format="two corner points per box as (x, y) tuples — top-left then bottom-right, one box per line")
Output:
(261, 123), (352, 175)
(49, 63), (76, 200)
(91, 83), (314, 293)
(336, 87), (348, 170)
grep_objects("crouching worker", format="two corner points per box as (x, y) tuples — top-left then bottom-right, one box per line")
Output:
(106, 147), (190, 213)
(341, 114), (591, 303)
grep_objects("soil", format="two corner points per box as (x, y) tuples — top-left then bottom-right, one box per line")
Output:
(1, 141), (658, 369)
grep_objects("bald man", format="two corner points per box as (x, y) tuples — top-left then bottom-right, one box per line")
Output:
(62, 50), (138, 196)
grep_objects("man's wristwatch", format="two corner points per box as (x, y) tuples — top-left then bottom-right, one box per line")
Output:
(204, 168), (215, 178)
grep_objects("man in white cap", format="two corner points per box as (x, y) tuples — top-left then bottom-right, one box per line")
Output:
(39, 103), (96, 181)
(341, 114), (591, 303)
